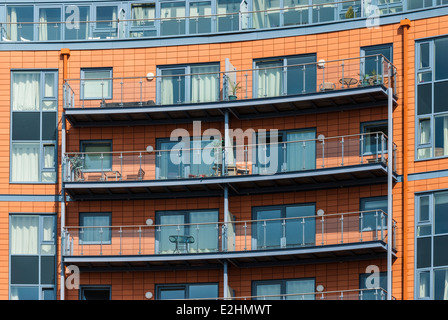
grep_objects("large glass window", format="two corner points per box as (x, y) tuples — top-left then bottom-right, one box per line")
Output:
(65, 6), (90, 40)
(11, 71), (57, 183)
(416, 191), (448, 300)
(416, 37), (448, 160)
(160, 1), (186, 36)
(130, 3), (156, 37)
(158, 63), (220, 105)
(79, 212), (112, 244)
(361, 121), (388, 156)
(359, 196), (388, 232)
(155, 210), (219, 254)
(156, 283), (218, 299)
(80, 140), (112, 172)
(252, 203), (315, 250)
(216, 0), (240, 32)
(254, 54), (316, 98)
(359, 272), (387, 300)
(253, 278), (315, 300)
(38, 7), (62, 41)
(6, 6), (34, 41)
(81, 68), (113, 101)
(361, 44), (393, 84)
(93, 5), (118, 39)
(189, 1), (212, 34)
(10, 214), (56, 300)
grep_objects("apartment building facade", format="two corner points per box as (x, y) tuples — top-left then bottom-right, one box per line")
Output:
(1, 0), (448, 301)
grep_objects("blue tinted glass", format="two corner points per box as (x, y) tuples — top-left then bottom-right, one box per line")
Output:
(189, 284), (218, 299)
(159, 288), (185, 299)
(10, 287), (39, 300)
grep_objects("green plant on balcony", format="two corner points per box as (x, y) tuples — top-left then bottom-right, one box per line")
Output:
(229, 81), (241, 100)
(69, 155), (84, 181)
(345, 6), (355, 19)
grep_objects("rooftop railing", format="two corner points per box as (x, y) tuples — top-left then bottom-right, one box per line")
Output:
(0, 0), (439, 43)
(63, 132), (396, 184)
(63, 54), (397, 110)
(62, 209), (396, 257)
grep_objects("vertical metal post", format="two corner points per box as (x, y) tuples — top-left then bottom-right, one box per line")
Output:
(387, 87), (393, 300)
(60, 110), (67, 300)
(223, 185), (229, 299)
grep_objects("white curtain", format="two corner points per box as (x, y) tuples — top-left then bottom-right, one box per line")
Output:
(286, 131), (316, 171)
(418, 119), (431, 159)
(257, 284), (282, 299)
(419, 271), (430, 298)
(189, 211), (218, 252)
(39, 9), (48, 41)
(81, 215), (110, 243)
(257, 61), (282, 98)
(12, 73), (40, 111)
(11, 143), (39, 182)
(286, 279), (315, 300)
(133, 4), (155, 25)
(10, 216), (39, 255)
(161, 75), (174, 105)
(443, 117), (448, 156)
(445, 269), (448, 300)
(7, 7), (18, 41)
(191, 65), (219, 103)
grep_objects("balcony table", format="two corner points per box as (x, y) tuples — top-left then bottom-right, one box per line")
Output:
(169, 235), (195, 253)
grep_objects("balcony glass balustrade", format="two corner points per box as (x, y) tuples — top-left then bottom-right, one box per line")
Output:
(63, 132), (396, 184)
(0, 0), (442, 43)
(62, 209), (396, 257)
(63, 54), (397, 110)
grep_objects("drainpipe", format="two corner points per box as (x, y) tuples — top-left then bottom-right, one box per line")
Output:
(387, 87), (393, 301)
(399, 19), (411, 301)
(60, 48), (70, 301)
(223, 185), (229, 299)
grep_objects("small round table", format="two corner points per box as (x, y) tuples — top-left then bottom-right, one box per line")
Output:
(339, 78), (358, 88)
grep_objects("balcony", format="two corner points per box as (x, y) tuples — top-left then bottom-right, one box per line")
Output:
(63, 132), (397, 201)
(62, 210), (396, 271)
(63, 55), (397, 127)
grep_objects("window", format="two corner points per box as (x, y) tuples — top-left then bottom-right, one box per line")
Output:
(11, 71), (57, 183)
(65, 6), (90, 40)
(130, 3), (156, 38)
(359, 272), (387, 300)
(160, 1), (186, 36)
(38, 7), (62, 41)
(254, 55), (316, 98)
(10, 214), (56, 300)
(361, 121), (388, 156)
(155, 210), (219, 254)
(216, 0), (240, 32)
(93, 5), (118, 39)
(252, 203), (315, 250)
(361, 44), (393, 82)
(416, 191), (448, 300)
(189, 1), (212, 34)
(156, 283), (218, 299)
(252, 278), (315, 300)
(158, 63), (220, 105)
(81, 68), (113, 100)
(253, 129), (316, 175)
(6, 6), (34, 41)
(416, 37), (448, 160)
(253, 0), (281, 29)
(80, 140), (112, 172)
(79, 212), (112, 244)
(80, 286), (111, 300)
(360, 196), (388, 232)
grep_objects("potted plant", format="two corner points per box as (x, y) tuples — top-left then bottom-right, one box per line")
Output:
(228, 81), (241, 100)
(345, 6), (355, 19)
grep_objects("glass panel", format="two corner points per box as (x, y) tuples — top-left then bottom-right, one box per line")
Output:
(160, 2), (186, 36)
(158, 214), (185, 253)
(189, 284), (218, 299)
(44, 74), (55, 97)
(417, 225), (431, 236)
(190, 64), (220, 103)
(435, 81), (448, 113)
(360, 197), (388, 231)
(159, 288), (185, 299)
(312, 0), (336, 23)
(256, 60), (283, 98)
(189, 211), (218, 252)
(189, 139), (216, 177)
(418, 72), (432, 83)
(80, 213), (111, 243)
(12, 72), (40, 111)
(132, 3), (155, 27)
(10, 216), (39, 255)
(43, 144), (55, 169)
(285, 205), (315, 246)
(42, 216), (54, 242)
(284, 0), (309, 26)
(10, 287), (39, 300)
(419, 43), (430, 69)
(42, 112), (57, 140)
(255, 283), (282, 299)
(287, 56), (316, 94)
(41, 256), (55, 285)
(65, 6), (90, 40)
(255, 209), (282, 249)
(96, 6), (118, 29)
(82, 143), (112, 171)
(43, 288), (56, 300)
(189, 2), (212, 34)
(435, 37), (448, 80)
(255, 132), (283, 174)
(157, 140), (185, 179)
(6, 6), (34, 41)
(359, 272), (387, 300)
(42, 172), (56, 183)
(217, 0), (239, 32)
(286, 279), (315, 300)
(12, 112), (40, 140)
(434, 268), (448, 300)
(161, 68), (186, 104)
(42, 101), (57, 111)
(435, 116), (448, 157)
(82, 69), (112, 99)
(419, 196), (431, 221)
(434, 235), (448, 266)
(10, 256), (39, 284)
(419, 118), (431, 145)
(417, 237), (431, 268)
(362, 122), (388, 155)
(81, 288), (111, 300)
(253, 0), (280, 29)
(435, 191), (448, 234)
(11, 143), (40, 182)
(418, 271), (431, 299)
(38, 8), (62, 41)
(417, 83), (432, 115)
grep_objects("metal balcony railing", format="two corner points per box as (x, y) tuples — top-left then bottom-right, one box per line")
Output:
(0, 0), (422, 43)
(62, 209), (396, 257)
(63, 132), (396, 183)
(63, 54), (397, 110)
(172, 288), (391, 300)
